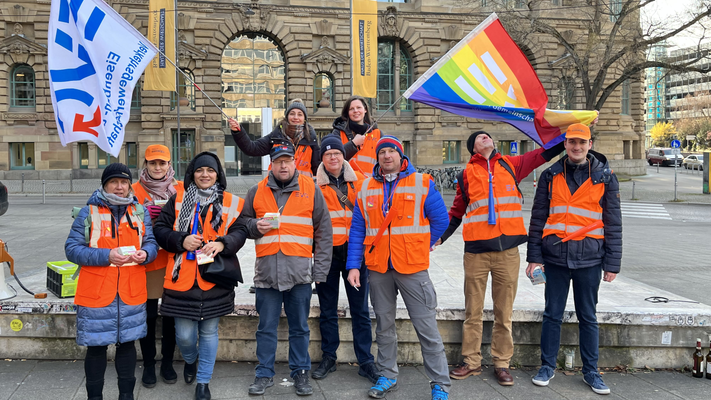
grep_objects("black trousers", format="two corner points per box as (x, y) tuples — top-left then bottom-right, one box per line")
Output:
(85, 341), (136, 396)
(138, 298), (176, 366)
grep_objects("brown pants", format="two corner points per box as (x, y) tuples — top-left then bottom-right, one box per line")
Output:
(461, 248), (520, 369)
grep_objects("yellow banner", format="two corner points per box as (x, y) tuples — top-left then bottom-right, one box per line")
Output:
(144, 0), (175, 91)
(351, 0), (377, 98)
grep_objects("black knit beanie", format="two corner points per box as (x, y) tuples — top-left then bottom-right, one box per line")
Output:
(467, 131), (492, 155)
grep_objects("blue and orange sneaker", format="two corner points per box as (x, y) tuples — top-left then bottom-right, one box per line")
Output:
(367, 376), (397, 399)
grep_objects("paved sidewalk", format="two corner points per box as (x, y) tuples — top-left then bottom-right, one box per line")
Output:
(0, 360), (708, 400)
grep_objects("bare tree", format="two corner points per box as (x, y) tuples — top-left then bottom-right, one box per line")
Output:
(461, 0), (711, 111)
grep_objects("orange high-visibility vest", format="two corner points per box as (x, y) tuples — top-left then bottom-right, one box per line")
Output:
(340, 128), (381, 177)
(320, 170), (365, 246)
(542, 174), (605, 240)
(358, 173), (431, 274)
(132, 180), (184, 272)
(163, 191), (243, 292)
(462, 159), (526, 241)
(268, 144), (314, 178)
(253, 174), (316, 258)
(74, 204), (147, 308)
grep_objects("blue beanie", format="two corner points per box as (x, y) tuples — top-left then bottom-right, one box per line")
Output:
(320, 135), (345, 159)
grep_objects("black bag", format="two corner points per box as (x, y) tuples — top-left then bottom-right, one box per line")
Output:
(198, 255), (242, 289)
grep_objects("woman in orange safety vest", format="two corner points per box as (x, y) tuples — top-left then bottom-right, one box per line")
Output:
(331, 95), (382, 177)
(132, 144), (184, 388)
(65, 163), (158, 400)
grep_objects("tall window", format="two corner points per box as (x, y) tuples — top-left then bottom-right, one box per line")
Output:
(314, 73), (335, 112)
(97, 148), (118, 168)
(621, 79), (630, 115)
(443, 141), (460, 164)
(10, 65), (35, 108)
(79, 143), (89, 169)
(557, 77), (575, 109)
(131, 81), (142, 110)
(126, 142), (138, 168)
(10, 143), (34, 170)
(171, 69), (196, 110)
(610, 0), (622, 22)
(377, 39), (413, 112)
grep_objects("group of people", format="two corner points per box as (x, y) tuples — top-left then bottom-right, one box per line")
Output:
(65, 95), (621, 400)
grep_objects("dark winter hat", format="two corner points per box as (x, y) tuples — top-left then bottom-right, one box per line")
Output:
(285, 98), (308, 121)
(376, 135), (404, 158)
(270, 142), (296, 161)
(467, 131), (493, 155)
(101, 163), (132, 187)
(320, 135), (346, 159)
(193, 154), (219, 172)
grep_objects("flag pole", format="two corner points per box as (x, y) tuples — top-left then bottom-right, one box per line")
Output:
(174, 0), (180, 149)
(362, 94), (404, 136)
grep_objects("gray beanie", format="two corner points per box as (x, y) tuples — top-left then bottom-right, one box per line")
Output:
(285, 99), (308, 121)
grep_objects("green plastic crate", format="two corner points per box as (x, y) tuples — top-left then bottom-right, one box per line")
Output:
(46, 261), (79, 298)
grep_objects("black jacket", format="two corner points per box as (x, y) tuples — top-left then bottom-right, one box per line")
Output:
(526, 151), (622, 273)
(153, 152), (258, 320)
(330, 116), (379, 161)
(231, 121), (320, 176)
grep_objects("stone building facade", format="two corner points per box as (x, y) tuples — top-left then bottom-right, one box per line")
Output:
(0, 0), (646, 179)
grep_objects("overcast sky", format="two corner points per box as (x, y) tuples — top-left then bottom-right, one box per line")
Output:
(642, 0), (710, 50)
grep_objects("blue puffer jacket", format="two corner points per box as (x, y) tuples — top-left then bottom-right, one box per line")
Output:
(346, 156), (450, 270)
(65, 190), (158, 346)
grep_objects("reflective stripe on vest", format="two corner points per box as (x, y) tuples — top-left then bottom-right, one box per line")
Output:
(253, 174), (316, 257)
(321, 171), (363, 246)
(75, 204), (147, 308)
(164, 191), (243, 292)
(358, 173), (431, 274)
(341, 128), (380, 177)
(542, 174), (605, 240)
(132, 180), (184, 272)
(461, 159), (526, 241)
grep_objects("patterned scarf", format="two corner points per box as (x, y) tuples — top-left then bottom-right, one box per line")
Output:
(171, 182), (222, 282)
(138, 167), (177, 203)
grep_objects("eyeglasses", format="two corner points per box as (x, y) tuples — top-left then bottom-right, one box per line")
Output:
(273, 159), (294, 166)
(323, 152), (343, 159)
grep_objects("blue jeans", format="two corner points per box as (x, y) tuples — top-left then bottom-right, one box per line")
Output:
(255, 284), (312, 378)
(540, 264), (602, 374)
(316, 246), (374, 365)
(174, 317), (220, 384)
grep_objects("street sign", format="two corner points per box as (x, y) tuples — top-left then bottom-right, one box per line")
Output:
(510, 142), (518, 155)
(671, 139), (681, 148)
(672, 148), (681, 155)
(687, 135), (696, 141)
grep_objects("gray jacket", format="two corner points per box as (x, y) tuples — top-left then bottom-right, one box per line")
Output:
(243, 171), (333, 291)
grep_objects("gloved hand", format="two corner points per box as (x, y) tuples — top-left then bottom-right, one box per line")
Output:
(146, 205), (163, 220)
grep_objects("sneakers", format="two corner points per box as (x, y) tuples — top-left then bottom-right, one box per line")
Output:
(532, 365), (555, 387)
(584, 372), (610, 395)
(141, 365), (156, 388)
(368, 376), (398, 399)
(358, 362), (381, 384)
(248, 377), (274, 395)
(293, 370), (313, 396)
(311, 357), (337, 380)
(431, 384), (448, 400)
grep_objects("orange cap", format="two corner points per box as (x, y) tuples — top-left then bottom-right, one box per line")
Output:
(145, 144), (171, 161)
(565, 123), (591, 140)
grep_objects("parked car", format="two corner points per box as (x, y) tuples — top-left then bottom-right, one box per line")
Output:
(683, 154), (704, 170)
(0, 181), (7, 216)
(647, 148), (683, 166)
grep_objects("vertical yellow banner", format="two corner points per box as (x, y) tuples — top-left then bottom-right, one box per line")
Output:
(352, 0), (377, 98)
(144, 0), (176, 91)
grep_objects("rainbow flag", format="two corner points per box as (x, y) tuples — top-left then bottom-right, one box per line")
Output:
(403, 13), (597, 148)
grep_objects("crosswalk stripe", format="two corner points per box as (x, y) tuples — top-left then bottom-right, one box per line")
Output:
(620, 202), (671, 220)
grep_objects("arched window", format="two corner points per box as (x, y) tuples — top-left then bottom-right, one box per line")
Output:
(557, 77), (575, 110)
(377, 39), (413, 112)
(171, 69), (195, 111)
(314, 73), (335, 112)
(10, 64), (35, 108)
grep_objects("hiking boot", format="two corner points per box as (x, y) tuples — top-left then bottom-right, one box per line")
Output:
(248, 377), (274, 395)
(367, 376), (398, 399)
(293, 370), (313, 396)
(449, 363), (481, 380)
(141, 365), (156, 388)
(431, 384), (448, 400)
(311, 357), (336, 380)
(532, 366), (555, 387)
(358, 362), (380, 384)
(584, 372), (610, 395)
(494, 367), (514, 386)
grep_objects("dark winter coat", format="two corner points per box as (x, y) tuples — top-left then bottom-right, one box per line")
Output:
(231, 121), (320, 176)
(65, 190), (159, 346)
(526, 150), (622, 273)
(331, 116), (379, 161)
(153, 152), (259, 320)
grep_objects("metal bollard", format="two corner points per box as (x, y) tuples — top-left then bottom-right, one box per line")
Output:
(656, 163), (660, 173)
(21, 172), (24, 193)
(631, 180), (635, 200)
(70, 171), (73, 193)
(42, 180), (46, 204)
